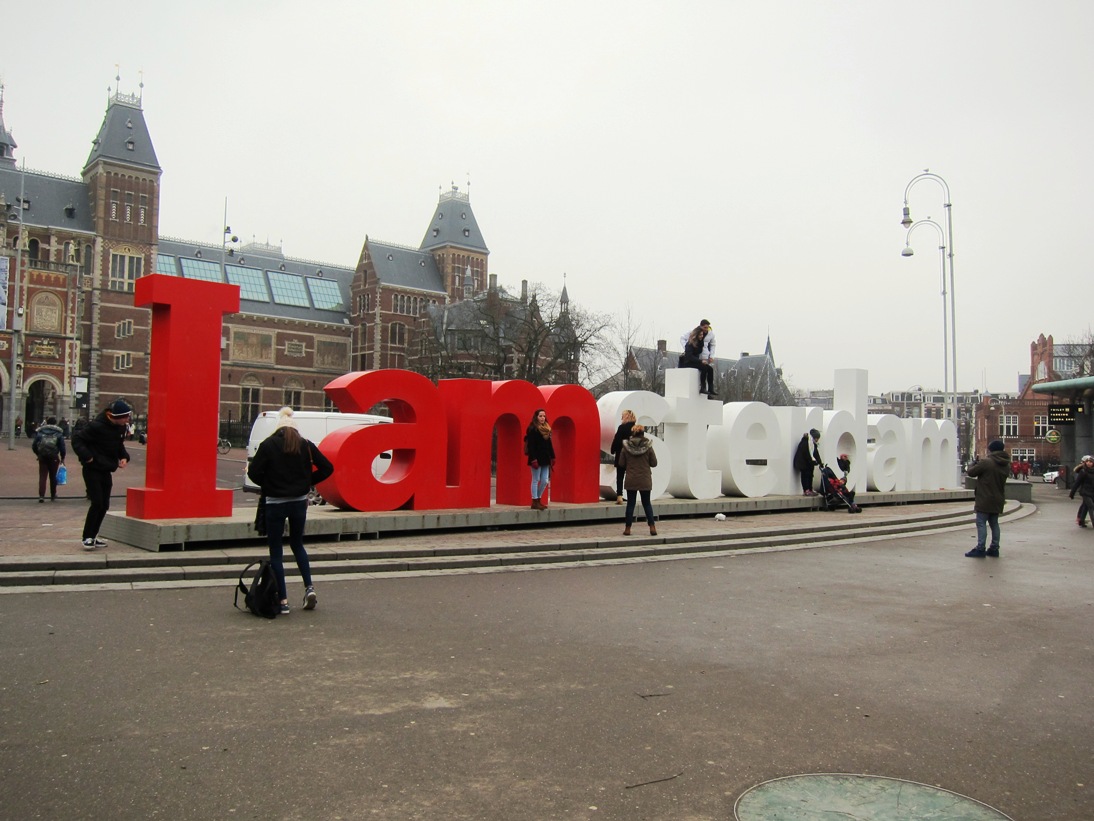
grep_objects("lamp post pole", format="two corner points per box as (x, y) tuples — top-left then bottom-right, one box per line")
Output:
(901, 219), (949, 410)
(902, 171), (959, 454)
(7, 159), (26, 451)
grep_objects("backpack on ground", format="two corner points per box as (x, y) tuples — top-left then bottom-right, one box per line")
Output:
(38, 430), (62, 459)
(234, 560), (280, 619)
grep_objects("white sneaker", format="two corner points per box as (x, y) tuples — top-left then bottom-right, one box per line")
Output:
(92, 537), (107, 547)
(82, 538), (97, 551)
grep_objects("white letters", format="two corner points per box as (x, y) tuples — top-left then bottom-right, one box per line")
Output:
(598, 368), (960, 500)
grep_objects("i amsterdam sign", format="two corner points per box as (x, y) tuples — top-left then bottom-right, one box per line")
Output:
(126, 275), (961, 520)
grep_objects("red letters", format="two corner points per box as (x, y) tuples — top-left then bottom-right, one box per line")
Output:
(317, 370), (602, 512)
(127, 274), (239, 518)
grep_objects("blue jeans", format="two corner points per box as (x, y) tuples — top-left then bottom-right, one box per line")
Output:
(265, 499), (312, 601)
(531, 464), (551, 500)
(975, 511), (1000, 549)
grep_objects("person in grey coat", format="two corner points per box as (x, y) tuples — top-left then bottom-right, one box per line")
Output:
(965, 439), (1010, 558)
(619, 424), (658, 536)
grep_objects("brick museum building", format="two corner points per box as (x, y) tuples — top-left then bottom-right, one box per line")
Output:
(1, 85), (566, 436)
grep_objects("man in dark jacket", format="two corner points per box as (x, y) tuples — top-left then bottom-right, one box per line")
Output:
(793, 429), (821, 496)
(965, 439), (1009, 558)
(71, 399), (132, 550)
(32, 416), (67, 502)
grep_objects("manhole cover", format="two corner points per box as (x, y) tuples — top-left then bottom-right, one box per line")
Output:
(735, 773), (1013, 820)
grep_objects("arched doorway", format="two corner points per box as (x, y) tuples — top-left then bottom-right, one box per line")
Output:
(25, 378), (60, 426)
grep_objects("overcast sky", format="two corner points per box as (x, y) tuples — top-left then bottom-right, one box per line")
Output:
(3, 1), (1091, 395)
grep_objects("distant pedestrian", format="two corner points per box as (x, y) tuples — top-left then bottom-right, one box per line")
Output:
(793, 428), (821, 496)
(32, 416), (66, 503)
(1070, 456), (1094, 529)
(247, 407), (334, 614)
(524, 408), (555, 510)
(965, 439), (1009, 558)
(609, 409), (636, 505)
(15, 415), (22, 437)
(59, 417), (71, 438)
(71, 400), (132, 550)
(619, 424), (658, 536)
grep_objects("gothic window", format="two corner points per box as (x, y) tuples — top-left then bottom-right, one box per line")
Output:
(390, 322), (407, 347)
(240, 379), (262, 427)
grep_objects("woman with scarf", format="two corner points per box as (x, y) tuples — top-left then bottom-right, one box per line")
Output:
(609, 409), (636, 505)
(524, 408), (555, 510)
(680, 325), (715, 396)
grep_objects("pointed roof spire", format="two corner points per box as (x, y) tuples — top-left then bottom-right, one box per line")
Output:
(420, 184), (489, 253)
(83, 75), (161, 174)
(764, 333), (774, 360)
(0, 83), (17, 168)
(560, 272), (569, 312)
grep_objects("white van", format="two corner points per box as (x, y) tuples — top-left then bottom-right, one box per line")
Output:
(243, 410), (392, 493)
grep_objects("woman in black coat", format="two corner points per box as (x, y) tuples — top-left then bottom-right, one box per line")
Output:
(247, 408), (334, 614)
(524, 408), (555, 510)
(609, 409), (636, 505)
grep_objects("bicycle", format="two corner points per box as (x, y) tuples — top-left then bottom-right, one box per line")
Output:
(217, 437), (231, 455)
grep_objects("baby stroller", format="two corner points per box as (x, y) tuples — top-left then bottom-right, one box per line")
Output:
(820, 454), (861, 513)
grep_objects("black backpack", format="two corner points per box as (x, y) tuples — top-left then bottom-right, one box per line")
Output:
(38, 429), (62, 459)
(234, 560), (280, 619)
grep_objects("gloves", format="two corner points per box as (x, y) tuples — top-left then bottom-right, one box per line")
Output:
(530, 460), (539, 469)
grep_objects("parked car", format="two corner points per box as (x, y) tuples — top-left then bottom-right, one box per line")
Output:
(1042, 467), (1062, 484)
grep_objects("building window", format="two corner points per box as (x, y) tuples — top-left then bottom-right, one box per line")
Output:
(240, 383), (261, 427)
(1012, 447), (1036, 464)
(114, 352), (133, 371)
(110, 189), (120, 221)
(109, 252), (144, 292)
(116, 319), (134, 339)
(124, 192), (134, 223)
(139, 194), (148, 226)
(390, 322), (407, 347)
(283, 384), (302, 409)
(1034, 415), (1048, 438)
(82, 244), (93, 276)
(999, 414), (1018, 438)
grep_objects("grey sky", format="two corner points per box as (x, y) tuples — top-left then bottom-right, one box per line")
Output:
(4, 1), (1091, 394)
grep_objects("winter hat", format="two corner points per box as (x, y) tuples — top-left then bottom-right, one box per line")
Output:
(988, 440), (1005, 452)
(275, 406), (297, 429)
(107, 399), (132, 419)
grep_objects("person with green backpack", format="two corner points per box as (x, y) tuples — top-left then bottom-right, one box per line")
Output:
(32, 416), (67, 503)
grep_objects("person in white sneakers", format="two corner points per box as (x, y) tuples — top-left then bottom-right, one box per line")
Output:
(247, 408), (334, 614)
(71, 400), (131, 550)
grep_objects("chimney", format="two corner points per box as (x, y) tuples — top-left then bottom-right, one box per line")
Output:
(521, 279), (528, 303)
(489, 273), (497, 291)
(657, 339), (667, 354)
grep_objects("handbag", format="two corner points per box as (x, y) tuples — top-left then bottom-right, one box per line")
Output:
(56, 464), (67, 485)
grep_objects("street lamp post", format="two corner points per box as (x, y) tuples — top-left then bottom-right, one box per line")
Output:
(6, 159), (26, 451)
(901, 219), (949, 413)
(901, 171), (959, 453)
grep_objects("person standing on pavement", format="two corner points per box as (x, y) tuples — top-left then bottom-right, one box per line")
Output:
(965, 439), (1010, 558)
(609, 409), (636, 505)
(71, 400), (131, 550)
(619, 424), (658, 536)
(1070, 455), (1094, 529)
(247, 407), (334, 614)
(793, 428), (822, 496)
(32, 416), (66, 503)
(524, 408), (555, 510)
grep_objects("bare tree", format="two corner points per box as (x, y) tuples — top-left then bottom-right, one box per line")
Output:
(410, 282), (609, 386)
(1061, 328), (1094, 377)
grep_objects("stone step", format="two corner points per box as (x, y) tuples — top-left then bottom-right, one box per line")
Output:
(1, 503), (1019, 589)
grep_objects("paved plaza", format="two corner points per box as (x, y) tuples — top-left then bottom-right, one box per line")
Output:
(1, 436), (1092, 819)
